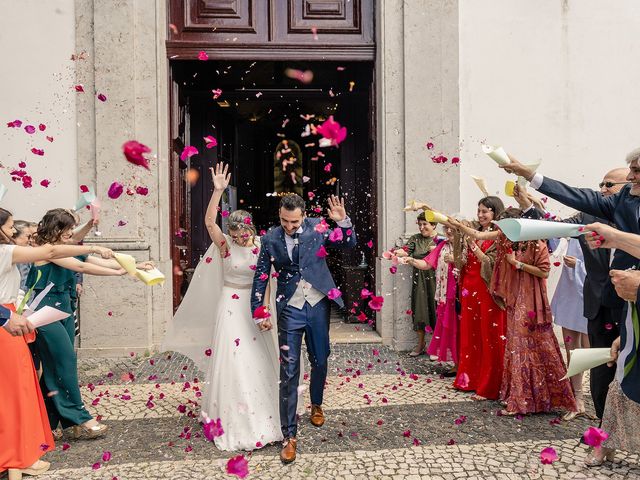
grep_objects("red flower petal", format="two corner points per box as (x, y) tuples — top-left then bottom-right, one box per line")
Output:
(40, 179), (50, 188)
(122, 140), (151, 169)
(135, 185), (149, 196)
(180, 146), (199, 162)
(97, 93), (107, 102)
(198, 51), (209, 61)
(39, 123), (46, 131)
(75, 85), (85, 92)
(31, 148), (44, 156)
(24, 125), (36, 134)
(108, 182), (124, 199)
(226, 455), (249, 479)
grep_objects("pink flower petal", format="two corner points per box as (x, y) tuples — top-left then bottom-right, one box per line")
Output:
(75, 85), (85, 92)
(327, 288), (342, 300)
(39, 123), (46, 131)
(24, 125), (36, 134)
(7, 119), (22, 128)
(40, 179), (50, 188)
(31, 148), (44, 156)
(316, 116), (347, 147)
(314, 218), (329, 233)
(97, 93), (107, 102)
(540, 447), (558, 465)
(368, 295), (384, 311)
(102, 451), (112, 462)
(204, 135), (218, 148)
(583, 426), (609, 448)
(458, 372), (470, 389)
(180, 145), (199, 162)
(108, 182), (124, 199)
(329, 228), (344, 242)
(135, 185), (149, 196)
(226, 455), (249, 479)
(426, 142), (434, 150)
(198, 51), (209, 61)
(122, 140), (151, 169)
(316, 245), (328, 258)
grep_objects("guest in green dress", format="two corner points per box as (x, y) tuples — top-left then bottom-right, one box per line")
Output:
(396, 213), (439, 357)
(28, 209), (153, 440)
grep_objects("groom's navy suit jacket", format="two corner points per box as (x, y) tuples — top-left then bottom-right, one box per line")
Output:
(251, 217), (357, 316)
(536, 176), (640, 308)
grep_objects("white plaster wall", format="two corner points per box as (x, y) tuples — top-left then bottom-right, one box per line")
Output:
(458, 0), (640, 219)
(0, 0), (77, 221)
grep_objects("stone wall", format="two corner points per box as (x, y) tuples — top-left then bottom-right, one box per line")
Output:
(74, 0), (171, 357)
(376, 0), (460, 350)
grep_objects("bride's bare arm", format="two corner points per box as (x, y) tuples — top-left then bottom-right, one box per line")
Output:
(205, 163), (231, 254)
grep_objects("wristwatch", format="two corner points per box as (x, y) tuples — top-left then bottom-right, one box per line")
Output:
(515, 261), (524, 270)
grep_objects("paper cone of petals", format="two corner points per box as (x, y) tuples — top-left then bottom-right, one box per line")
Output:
(495, 218), (584, 242)
(562, 348), (612, 380)
(482, 144), (510, 166)
(425, 210), (448, 224)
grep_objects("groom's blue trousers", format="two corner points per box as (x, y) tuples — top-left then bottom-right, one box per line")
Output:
(277, 298), (330, 438)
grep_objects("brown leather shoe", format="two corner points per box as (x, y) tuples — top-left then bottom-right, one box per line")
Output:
(310, 404), (325, 427)
(280, 437), (297, 464)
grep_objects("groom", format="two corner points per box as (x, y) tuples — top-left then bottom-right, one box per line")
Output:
(251, 193), (356, 463)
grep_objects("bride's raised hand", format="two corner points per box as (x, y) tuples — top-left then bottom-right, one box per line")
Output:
(210, 163), (231, 192)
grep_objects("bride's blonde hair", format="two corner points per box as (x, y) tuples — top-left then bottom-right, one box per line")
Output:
(227, 210), (257, 237)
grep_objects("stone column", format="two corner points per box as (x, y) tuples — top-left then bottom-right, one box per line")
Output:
(376, 0), (460, 351)
(75, 0), (171, 357)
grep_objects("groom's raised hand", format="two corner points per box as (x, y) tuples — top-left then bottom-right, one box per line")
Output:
(327, 195), (347, 222)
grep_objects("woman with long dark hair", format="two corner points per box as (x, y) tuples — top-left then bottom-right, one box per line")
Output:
(27, 209), (152, 440)
(452, 197), (507, 401)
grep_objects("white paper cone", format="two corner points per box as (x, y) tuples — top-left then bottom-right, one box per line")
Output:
(28, 306), (69, 328)
(482, 145), (510, 166)
(495, 218), (584, 241)
(471, 175), (490, 197)
(562, 348), (612, 380)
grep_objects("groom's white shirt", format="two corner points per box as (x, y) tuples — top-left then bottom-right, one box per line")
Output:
(285, 217), (352, 310)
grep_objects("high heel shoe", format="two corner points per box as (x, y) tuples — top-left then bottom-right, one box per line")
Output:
(71, 421), (108, 439)
(584, 447), (615, 467)
(7, 460), (50, 479)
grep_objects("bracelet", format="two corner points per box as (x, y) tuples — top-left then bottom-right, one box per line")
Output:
(515, 261), (524, 270)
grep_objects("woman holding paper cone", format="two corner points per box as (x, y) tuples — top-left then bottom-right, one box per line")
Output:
(451, 197), (506, 399)
(490, 209), (576, 415)
(0, 207), (116, 479)
(27, 209), (150, 440)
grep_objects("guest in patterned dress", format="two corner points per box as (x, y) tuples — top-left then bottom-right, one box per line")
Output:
(490, 208), (576, 415)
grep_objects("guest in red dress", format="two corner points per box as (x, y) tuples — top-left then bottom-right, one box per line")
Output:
(491, 209), (576, 415)
(453, 197), (505, 395)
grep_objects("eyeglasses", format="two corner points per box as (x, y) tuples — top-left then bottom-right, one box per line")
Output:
(599, 181), (629, 188)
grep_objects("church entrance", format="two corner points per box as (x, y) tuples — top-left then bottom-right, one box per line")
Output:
(168, 60), (377, 324)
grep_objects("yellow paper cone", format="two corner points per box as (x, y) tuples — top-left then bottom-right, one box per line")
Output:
(114, 253), (138, 276)
(505, 180), (515, 197)
(135, 268), (165, 286)
(425, 210), (448, 223)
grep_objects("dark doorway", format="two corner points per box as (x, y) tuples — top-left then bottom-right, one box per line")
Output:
(169, 60), (377, 322)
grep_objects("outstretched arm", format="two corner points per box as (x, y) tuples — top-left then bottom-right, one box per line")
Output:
(583, 222), (640, 259)
(204, 163), (231, 255)
(51, 257), (126, 276)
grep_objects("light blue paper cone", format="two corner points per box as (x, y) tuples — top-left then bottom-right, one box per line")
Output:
(74, 190), (97, 211)
(495, 218), (584, 241)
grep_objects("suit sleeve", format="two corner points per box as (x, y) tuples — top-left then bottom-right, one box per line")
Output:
(521, 206), (545, 220)
(538, 176), (618, 222)
(251, 240), (272, 315)
(0, 305), (11, 327)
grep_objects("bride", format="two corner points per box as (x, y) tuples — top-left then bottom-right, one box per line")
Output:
(162, 163), (288, 451)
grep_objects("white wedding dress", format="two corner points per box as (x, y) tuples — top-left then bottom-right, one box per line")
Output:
(162, 235), (285, 451)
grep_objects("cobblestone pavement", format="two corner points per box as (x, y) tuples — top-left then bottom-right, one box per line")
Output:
(38, 344), (640, 479)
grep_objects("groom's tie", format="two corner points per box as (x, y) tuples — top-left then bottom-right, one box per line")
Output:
(291, 233), (300, 266)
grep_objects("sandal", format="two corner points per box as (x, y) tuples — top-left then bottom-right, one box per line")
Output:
(408, 347), (424, 357)
(470, 394), (487, 401)
(71, 421), (108, 440)
(584, 447), (615, 467)
(498, 409), (518, 416)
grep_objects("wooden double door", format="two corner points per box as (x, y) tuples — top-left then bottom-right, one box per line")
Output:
(167, 1), (377, 316)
